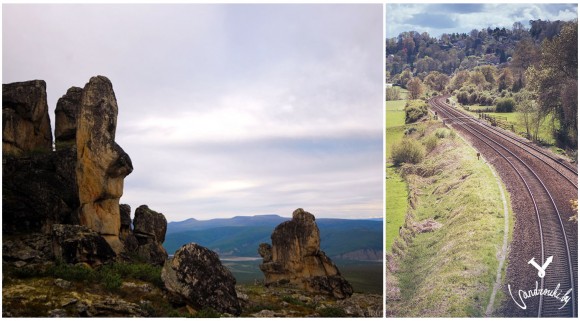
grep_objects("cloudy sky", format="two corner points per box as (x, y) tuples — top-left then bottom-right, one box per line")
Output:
(3, 4), (383, 222)
(386, 3), (578, 38)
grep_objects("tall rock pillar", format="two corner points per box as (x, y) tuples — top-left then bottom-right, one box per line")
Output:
(76, 76), (133, 253)
(2, 80), (53, 155)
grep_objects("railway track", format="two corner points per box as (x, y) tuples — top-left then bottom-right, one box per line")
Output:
(429, 96), (577, 317)
(434, 95), (577, 189)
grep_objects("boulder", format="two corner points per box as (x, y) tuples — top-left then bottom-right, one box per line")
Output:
(51, 224), (115, 266)
(54, 86), (82, 146)
(133, 205), (167, 243)
(132, 205), (168, 265)
(259, 208), (353, 299)
(76, 76), (133, 253)
(161, 243), (241, 316)
(2, 80), (53, 155)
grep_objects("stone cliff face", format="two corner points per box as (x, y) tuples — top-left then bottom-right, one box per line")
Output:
(76, 76), (133, 253)
(259, 208), (353, 299)
(2, 80), (53, 155)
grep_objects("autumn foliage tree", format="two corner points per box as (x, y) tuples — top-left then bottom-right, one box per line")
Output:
(406, 77), (424, 100)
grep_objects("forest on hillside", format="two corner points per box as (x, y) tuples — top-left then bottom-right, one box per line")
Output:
(386, 19), (578, 150)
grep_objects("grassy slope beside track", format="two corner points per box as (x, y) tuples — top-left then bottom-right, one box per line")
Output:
(385, 97), (407, 253)
(387, 121), (513, 317)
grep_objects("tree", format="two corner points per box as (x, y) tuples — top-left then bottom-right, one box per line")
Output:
(497, 68), (514, 92)
(386, 86), (401, 101)
(399, 69), (413, 88)
(448, 70), (470, 91)
(510, 38), (539, 91)
(515, 90), (545, 141)
(424, 71), (450, 92)
(469, 70), (487, 90)
(406, 77), (424, 100)
(527, 21), (578, 148)
(478, 65), (496, 86)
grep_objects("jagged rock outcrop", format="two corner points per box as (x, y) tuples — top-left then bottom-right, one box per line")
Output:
(258, 208), (353, 299)
(133, 205), (168, 266)
(76, 76), (133, 254)
(54, 86), (82, 146)
(2, 77), (164, 269)
(2, 80), (53, 155)
(51, 224), (116, 266)
(161, 243), (241, 316)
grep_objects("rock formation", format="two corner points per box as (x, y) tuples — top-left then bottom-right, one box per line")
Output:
(76, 76), (133, 253)
(133, 205), (168, 266)
(258, 208), (353, 299)
(51, 224), (116, 266)
(54, 86), (82, 146)
(161, 243), (241, 316)
(2, 76), (143, 267)
(2, 80), (53, 155)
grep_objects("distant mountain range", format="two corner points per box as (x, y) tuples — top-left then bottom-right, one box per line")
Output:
(164, 215), (383, 261)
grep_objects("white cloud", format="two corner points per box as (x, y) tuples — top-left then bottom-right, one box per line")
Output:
(386, 3), (578, 38)
(3, 4), (385, 221)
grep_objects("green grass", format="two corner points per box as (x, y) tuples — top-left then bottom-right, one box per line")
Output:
(386, 166), (407, 253)
(386, 99), (408, 252)
(386, 100), (406, 129)
(387, 122), (513, 317)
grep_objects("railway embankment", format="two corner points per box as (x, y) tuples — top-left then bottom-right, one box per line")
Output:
(386, 120), (512, 317)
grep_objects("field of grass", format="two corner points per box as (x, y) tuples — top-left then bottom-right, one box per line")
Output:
(387, 122), (513, 317)
(385, 99), (408, 253)
(386, 100), (406, 128)
(385, 166), (407, 253)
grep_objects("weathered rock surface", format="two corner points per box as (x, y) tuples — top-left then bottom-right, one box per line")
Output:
(258, 208), (353, 299)
(2, 148), (79, 234)
(2, 80), (53, 155)
(54, 86), (82, 146)
(134, 205), (167, 244)
(76, 76), (133, 253)
(2, 233), (53, 266)
(119, 204), (132, 240)
(51, 224), (115, 266)
(161, 243), (241, 316)
(133, 205), (168, 265)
